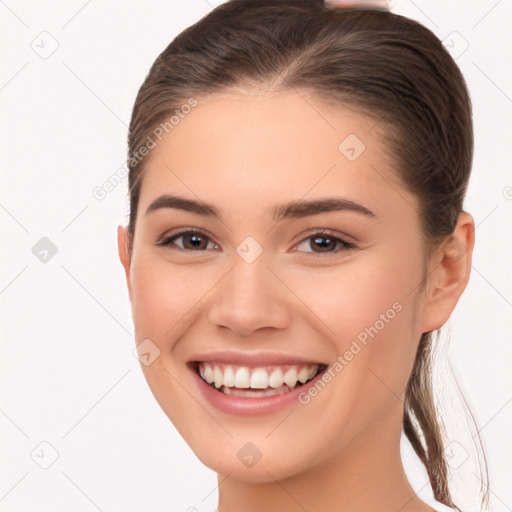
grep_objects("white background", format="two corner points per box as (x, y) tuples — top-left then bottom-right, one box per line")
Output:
(1, 0), (511, 511)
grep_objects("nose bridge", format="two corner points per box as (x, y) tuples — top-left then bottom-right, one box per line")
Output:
(207, 250), (290, 336)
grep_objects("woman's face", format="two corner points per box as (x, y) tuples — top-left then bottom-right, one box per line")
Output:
(118, 90), (432, 482)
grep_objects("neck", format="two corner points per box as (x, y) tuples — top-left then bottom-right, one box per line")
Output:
(216, 400), (432, 512)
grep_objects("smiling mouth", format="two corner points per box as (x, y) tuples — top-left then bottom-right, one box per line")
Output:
(190, 361), (328, 397)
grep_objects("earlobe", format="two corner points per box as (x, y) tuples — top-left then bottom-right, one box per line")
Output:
(419, 211), (475, 333)
(117, 225), (132, 301)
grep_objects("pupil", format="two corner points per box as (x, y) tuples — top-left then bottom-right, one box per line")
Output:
(185, 234), (206, 250)
(312, 236), (334, 252)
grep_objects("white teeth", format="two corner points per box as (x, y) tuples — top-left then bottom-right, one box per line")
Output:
(196, 362), (321, 394)
(283, 368), (298, 387)
(223, 384), (291, 397)
(213, 366), (223, 389)
(250, 369), (269, 389)
(297, 366), (311, 383)
(234, 367), (251, 388)
(223, 366), (235, 387)
(203, 365), (214, 384)
(268, 369), (285, 388)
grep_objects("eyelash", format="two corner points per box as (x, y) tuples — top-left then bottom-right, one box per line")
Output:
(155, 228), (357, 255)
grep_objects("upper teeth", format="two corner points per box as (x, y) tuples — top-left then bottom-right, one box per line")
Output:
(198, 362), (320, 390)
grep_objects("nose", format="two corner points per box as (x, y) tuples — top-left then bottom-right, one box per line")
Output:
(207, 255), (291, 337)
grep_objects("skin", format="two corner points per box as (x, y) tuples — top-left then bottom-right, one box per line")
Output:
(117, 90), (475, 512)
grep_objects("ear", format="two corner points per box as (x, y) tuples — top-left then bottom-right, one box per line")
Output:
(419, 211), (475, 333)
(117, 225), (132, 302)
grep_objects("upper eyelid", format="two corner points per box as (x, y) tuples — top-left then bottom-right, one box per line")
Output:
(158, 226), (217, 243)
(292, 228), (357, 245)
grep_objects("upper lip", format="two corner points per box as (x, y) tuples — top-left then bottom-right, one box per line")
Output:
(187, 350), (327, 367)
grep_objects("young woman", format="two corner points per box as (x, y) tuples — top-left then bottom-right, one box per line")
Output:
(117, 1), (489, 510)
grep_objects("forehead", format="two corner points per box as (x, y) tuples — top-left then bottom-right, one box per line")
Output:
(138, 90), (416, 220)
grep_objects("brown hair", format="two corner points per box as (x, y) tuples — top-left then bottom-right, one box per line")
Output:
(126, 1), (489, 509)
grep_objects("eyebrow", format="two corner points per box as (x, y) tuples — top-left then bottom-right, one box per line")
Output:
(145, 194), (377, 221)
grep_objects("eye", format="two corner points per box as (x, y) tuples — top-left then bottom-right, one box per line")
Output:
(294, 231), (357, 255)
(156, 228), (357, 255)
(156, 229), (218, 251)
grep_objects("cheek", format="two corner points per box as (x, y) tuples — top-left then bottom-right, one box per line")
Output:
(289, 247), (423, 388)
(291, 247), (420, 335)
(283, 252), (423, 449)
(129, 254), (197, 342)
(128, 256), (205, 437)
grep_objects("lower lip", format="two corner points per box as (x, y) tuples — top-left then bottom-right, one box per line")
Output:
(188, 364), (327, 416)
